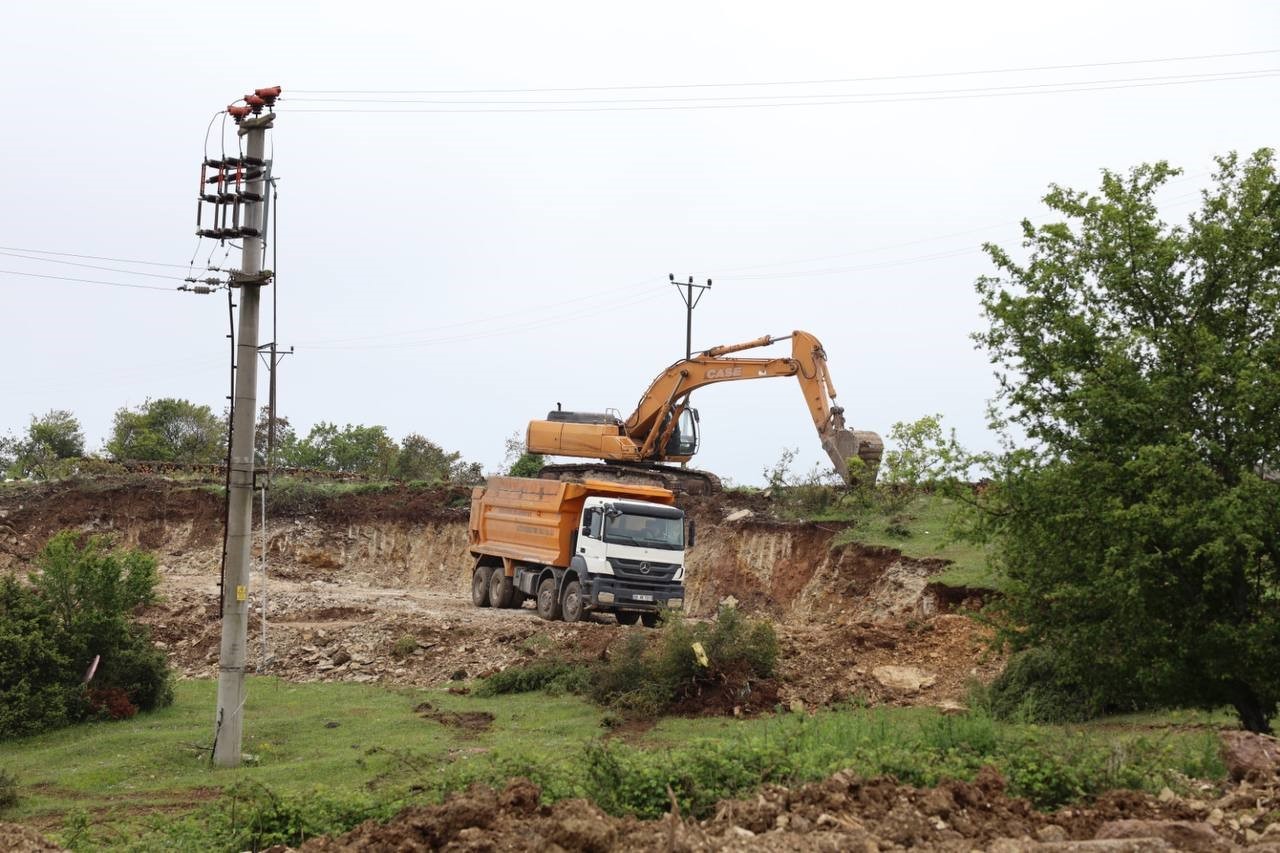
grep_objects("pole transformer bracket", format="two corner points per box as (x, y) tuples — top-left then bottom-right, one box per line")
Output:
(229, 269), (274, 288)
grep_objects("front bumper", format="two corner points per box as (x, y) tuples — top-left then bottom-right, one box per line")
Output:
(585, 577), (685, 612)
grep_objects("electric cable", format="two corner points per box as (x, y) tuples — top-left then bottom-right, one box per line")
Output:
(292, 47), (1280, 94)
(0, 245), (193, 269)
(0, 269), (180, 291)
(0, 250), (188, 281)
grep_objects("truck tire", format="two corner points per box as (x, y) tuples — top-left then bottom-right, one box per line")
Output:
(471, 566), (493, 607)
(537, 577), (562, 621)
(561, 579), (584, 623)
(615, 611), (640, 626)
(489, 569), (514, 609)
(640, 612), (660, 629)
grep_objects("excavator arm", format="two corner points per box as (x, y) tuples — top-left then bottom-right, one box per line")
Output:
(622, 331), (882, 481)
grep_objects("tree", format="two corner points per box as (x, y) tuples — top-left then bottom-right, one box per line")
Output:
(286, 422), (398, 477)
(2, 410), (85, 479)
(878, 414), (966, 512)
(973, 150), (1280, 732)
(253, 406), (297, 467)
(106, 398), (225, 464)
(395, 433), (458, 482)
(499, 431), (544, 478)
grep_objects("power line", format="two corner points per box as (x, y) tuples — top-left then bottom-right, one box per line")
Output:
(0, 245), (191, 269)
(0, 268), (180, 292)
(289, 68), (1279, 106)
(292, 47), (1280, 94)
(286, 70), (1280, 113)
(0, 250), (187, 281)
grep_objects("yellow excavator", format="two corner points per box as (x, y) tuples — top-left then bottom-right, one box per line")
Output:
(526, 330), (883, 494)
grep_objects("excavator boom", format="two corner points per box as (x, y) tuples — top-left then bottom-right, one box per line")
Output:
(527, 330), (882, 489)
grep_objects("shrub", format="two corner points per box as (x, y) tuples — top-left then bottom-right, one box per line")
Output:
(0, 532), (172, 739)
(474, 658), (592, 697)
(391, 635), (417, 658)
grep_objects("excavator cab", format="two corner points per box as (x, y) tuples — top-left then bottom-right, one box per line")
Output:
(662, 408), (700, 459)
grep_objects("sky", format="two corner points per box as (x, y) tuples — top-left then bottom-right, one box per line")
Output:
(1, 1), (1277, 485)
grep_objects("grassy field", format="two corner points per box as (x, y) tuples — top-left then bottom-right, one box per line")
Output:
(828, 494), (1004, 591)
(0, 678), (1230, 851)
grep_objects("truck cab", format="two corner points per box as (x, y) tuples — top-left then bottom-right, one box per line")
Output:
(572, 496), (687, 623)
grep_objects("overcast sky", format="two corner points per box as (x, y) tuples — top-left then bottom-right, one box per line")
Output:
(2, 1), (1277, 484)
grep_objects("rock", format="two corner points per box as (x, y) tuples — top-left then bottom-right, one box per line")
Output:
(724, 508), (754, 522)
(871, 665), (936, 693)
(1037, 824), (1070, 842)
(1220, 731), (1280, 782)
(331, 649), (352, 666)
(1095, 819), (1230, 852)
(937, 700), (968, 715)
(1157, 787), (1177, 803)
(1207, 808), (1224, 827)
(789, 699), (806, 714)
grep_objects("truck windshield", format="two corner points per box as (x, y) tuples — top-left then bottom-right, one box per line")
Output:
(603, 513), (683, 550)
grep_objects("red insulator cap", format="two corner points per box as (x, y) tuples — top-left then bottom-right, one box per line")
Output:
(227, 104), (252, 123)
(254, 86), (282, 102)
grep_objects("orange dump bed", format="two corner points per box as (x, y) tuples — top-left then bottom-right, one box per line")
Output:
(468, 477), (675, 568)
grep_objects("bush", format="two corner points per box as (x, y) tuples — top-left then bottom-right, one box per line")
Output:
(473, 607), (780, 719)
(474, 658), (592, 697)
(0, 532), (172, 739)
(987, 646), (1109, 723)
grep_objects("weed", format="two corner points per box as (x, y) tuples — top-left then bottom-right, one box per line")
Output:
(390, 636), (417, 658)
(473, 659), (592, 697)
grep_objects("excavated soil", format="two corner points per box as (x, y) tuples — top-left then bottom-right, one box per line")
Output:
(0, 478), (998, 710)
(287, 770), (1280, 852)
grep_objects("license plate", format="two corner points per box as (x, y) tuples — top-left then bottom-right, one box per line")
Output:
(632, 594), (653, 602)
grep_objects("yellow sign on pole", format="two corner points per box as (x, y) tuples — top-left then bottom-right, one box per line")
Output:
(236, 585), (247, 602)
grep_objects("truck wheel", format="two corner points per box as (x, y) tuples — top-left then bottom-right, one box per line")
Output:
(489, 569), (514, 609)
(561, 580), (584, 623)
(537, 577), (562, 621)
(640, 612), (661, 629)
(615, 611), (639, 626)
(471, 566), (493, 607)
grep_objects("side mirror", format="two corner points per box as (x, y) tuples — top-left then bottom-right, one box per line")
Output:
(687, 519), (696, 548)
(580, 525), (591, 537)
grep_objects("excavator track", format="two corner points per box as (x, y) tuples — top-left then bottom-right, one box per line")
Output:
(537, 463), (723, 496)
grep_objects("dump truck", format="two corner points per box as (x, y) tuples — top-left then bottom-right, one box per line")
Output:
(468, 476), (691, 626)
(526, 329), (883, 494)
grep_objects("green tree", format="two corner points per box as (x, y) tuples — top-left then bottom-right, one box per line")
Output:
(253, 406), (297, 467)
(286, 422), (398, 476)
(2, 410), (85, 479)
(973, 149), (1280, 732)
(878, 414), (966, 512)
(106, 398), (225, 464)
(394, 433), (459, 482)
(500, 431), (544, 478)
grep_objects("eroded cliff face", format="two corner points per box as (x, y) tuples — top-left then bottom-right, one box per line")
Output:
(1, 479), (942, 621)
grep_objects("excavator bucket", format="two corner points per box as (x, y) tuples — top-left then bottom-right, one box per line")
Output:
(822, 428), (884, 485)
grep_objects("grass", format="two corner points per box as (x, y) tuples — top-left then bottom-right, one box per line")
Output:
(0, 678), (1234, 850)
(833, 494), (1006, 592)
(0, 677), (599, 849)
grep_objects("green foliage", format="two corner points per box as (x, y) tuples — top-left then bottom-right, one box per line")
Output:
(973, 149), (1280, 733)
(106, 398), (224, 464)
(284, 422), (398, 477)
(149, 782), (397, 853)
(508, 452), (545, 479)
(2, 410), (85, 480)
(391, 635), (417, 658)
(254, 406), (297, 467)
(0, 532), (172, 739)
(762, 447), (851, 518)
(472, 608), (779, 719)
(986, 647), (1108, 724)
(395, 433), (482, 483)
(473, 658), (592, 697)
(878, 414), (966, 512)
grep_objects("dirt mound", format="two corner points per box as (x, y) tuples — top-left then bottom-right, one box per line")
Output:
(291, 771), (1280, 851)
(0, 822), (64, 852)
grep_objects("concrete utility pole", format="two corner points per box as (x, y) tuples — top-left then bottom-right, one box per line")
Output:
(212, 92), (278, 768)
(670, 273), (712, 360)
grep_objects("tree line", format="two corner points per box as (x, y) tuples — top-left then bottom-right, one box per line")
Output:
(0, 400), (504, 483)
